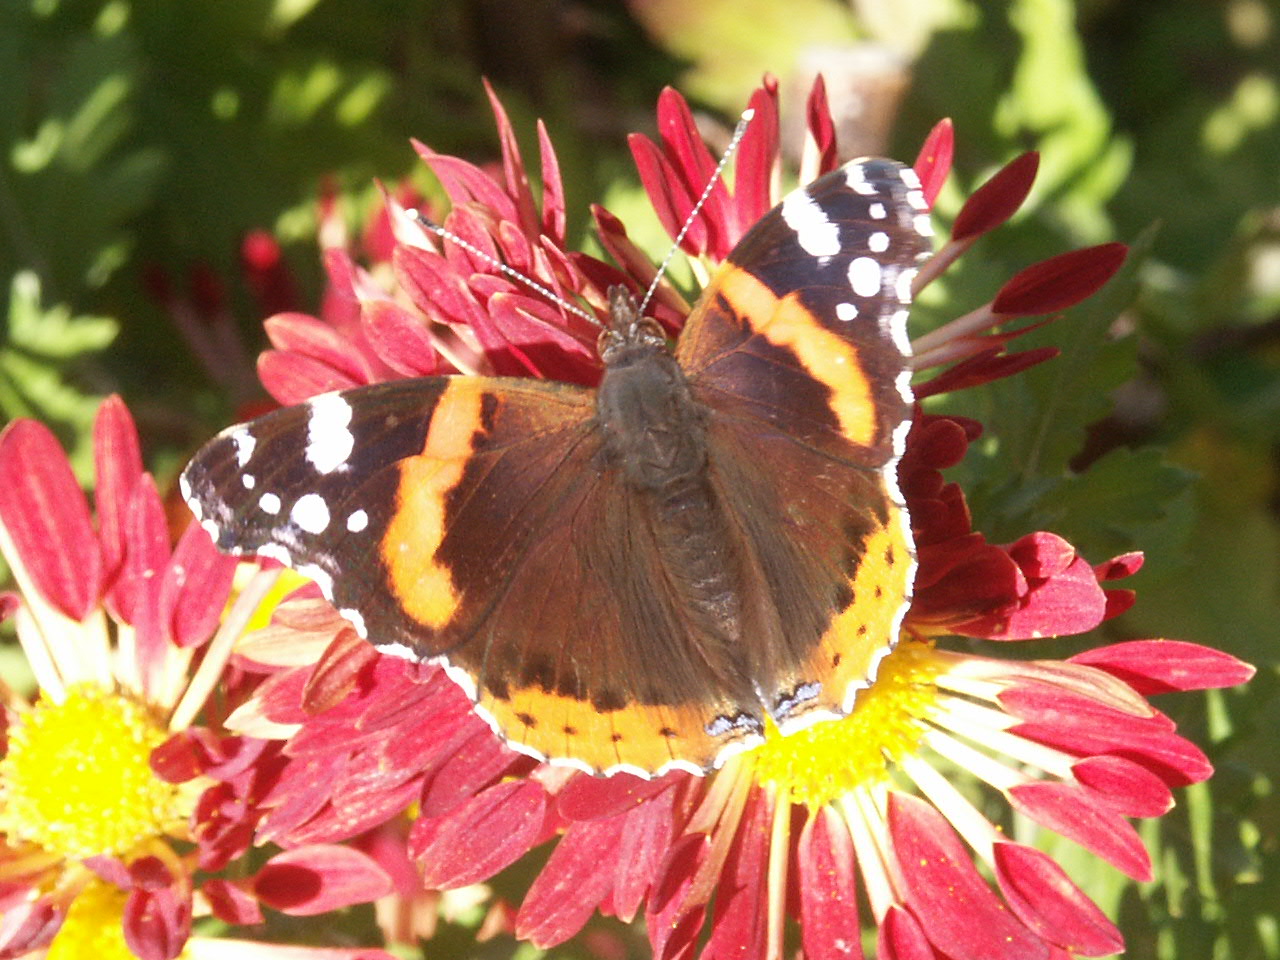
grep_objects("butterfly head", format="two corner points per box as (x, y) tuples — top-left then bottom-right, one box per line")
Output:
(598, 285), (668, 368)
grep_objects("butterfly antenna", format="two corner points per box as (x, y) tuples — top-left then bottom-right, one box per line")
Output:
(408, 209), (599, 326)
(637, 107), (755, 318)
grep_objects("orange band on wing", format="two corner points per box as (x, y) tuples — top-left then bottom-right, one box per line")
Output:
(381, 378), (488, 630)
(717, 267), (878, 445)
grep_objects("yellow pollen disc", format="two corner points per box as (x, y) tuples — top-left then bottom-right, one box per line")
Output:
(47, 880), (190, 960)
(751, 642), (943, 808)
(0, 684), (186, 860)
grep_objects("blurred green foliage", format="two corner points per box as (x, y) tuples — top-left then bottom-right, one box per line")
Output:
(1, 0), (1277, 957)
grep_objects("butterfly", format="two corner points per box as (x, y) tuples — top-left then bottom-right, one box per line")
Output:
(182, 157), (933, 778)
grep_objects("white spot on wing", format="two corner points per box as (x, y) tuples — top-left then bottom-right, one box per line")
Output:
(914, 213), (934, 237)
(896, 267), (918, 304)
(869, 202), (887, 220)
(290, 493), (330, 534)
(781, 189), (840, 258)
(259, 492), (282, 515)
(836, 302), (859, 322)
(346, 509), (369, 533)
(868, 231), (890, 253)
(241, 474), (256, 490)
(232, 429), (256, 467)
(305, 393), (354, 475)
(339, 608), (368, 638)
(848, 257), (883, 298)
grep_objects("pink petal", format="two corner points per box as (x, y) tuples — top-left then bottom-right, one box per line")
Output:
(412, 779), (548, 889)
(124, 477), (174, 681)
(252, 845), (392, 916)
(993, 842), (1122, 956)
(516, 813), (626, 947)
(878, 904), (938, 960)
(1070, 640), (1255, 695)
(991, 243), (1128, 316)
(360, 299), (440, 377)
(0, 898), (63, 956)
(608, 781), (679, 922)
(94, 396), (143, 595)
(951, 152), (1039, 243)
(418, 725), (523, 820)
(0, 419), (102, 619)
(201, 878), (264, 926)
(412, 141), (518, 224)
(123, 884), (191, 960)
(1008, 781), (1152, 881)
(1070, 755), (1173, 818)
(798, 807), (863, 960)
(913, 119), (954, 208)
(889, 792), (1045, 960)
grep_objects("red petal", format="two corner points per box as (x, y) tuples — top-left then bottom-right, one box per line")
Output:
(914, 346), (1061, 398)
(483, 79), (539, 238)
(1070, 640), (1256, 695)
(993, 842), (1123, 956)
(412, 779), (548, 889)
(608, 781), (679, 921)
(361, 299), (440, 377)
(412, 141), (518, 224)
(201, 878), (264, 926)
(647, 833), (709, 960)
(538, 120), (567, 244)
(952, 152), (1039, 242)
(301, 631), (380, 714)
(516, 813), (626, 947)
(702, 788), (770, 960)
(264, 313), (375, 384)
(258, 350), (361, 406)
(656, 87), (731, 257)
(992, 243), (1128, 316)
(734, 83), (780, 229)
(878, 904), (936, 960)
(1009, 781), (1152, 881)
(252, 845), (392, 915)
(630, 132), (701, 252)
(1070, 755), (1173, 817)
(122, 884), (191, 960)
(556, 768), (676, 821)
(913, 119), (954, 208)
(798, 807), (863, 960)
(160, 521), (237, 648)
(94, 396), (143, 593)
(0, 419), (102, 619)
(806, 74), (839, 176)
(889, 792), (1045, 960)
(418, 725), (522, 820)
(123, 477), (172, 677)
(0, 899), (63, 956)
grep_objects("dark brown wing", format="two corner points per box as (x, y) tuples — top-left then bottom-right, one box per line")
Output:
(182, 376), (764, 775)
(676, 158), (931, 728)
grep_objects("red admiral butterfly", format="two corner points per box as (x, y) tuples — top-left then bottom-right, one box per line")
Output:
(182, 157), (932, 777)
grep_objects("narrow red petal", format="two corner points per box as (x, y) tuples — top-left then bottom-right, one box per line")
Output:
(1070, 755), (1174, 817)
(806, 74), (839, 176)
(656, 87), (730, 254)
(123, 477), (173, 677)
(913, 119), (954, 208)
(538, 119), (567, 244)
(0, 899), (63, 956)
(991, 243), (1128, 316)
(1008, 781), (1152, 881)
(252, 845), (392, 915)
(94, 396), (143, 594)
(798, 807), (863, 960)
(1071, 640), (1256, 695)
(516, 814), (625, 947)
(609, 781), (679, 922)
(160, 522), (237, 648)
(647, 833), (709, 960)
(734, 82), (781, 229)
(993, 842), (1123, 956)
(556, 768), (677, 821)
(122, 884), (191, 960)
(257, 350), (362, 405)
(412, 140), (519, 224)
(889, 792), (1046, 960)
(263, 313), (375, 384)
(482, 79), (539, 237)
(412, 779), (548, 889)
(702, 788), (770, 960)
(629, 132), (703, 251)
(0, 419), (102, 619)
(951, 152), (1039, 242)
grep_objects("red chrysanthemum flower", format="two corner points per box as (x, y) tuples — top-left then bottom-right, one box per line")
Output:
(219, 77), (1253, 960)
(0, 399), (395, 960)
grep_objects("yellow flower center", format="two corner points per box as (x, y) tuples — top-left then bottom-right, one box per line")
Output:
(0, 684), (184, 859)
(47, 880), (190, 960)
(751, 641), (942, 808)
